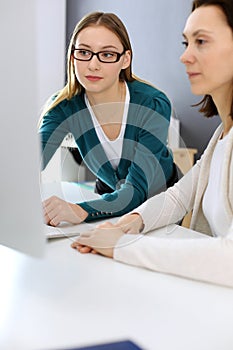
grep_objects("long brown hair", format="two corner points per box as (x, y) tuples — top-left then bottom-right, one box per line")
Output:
(40, 12), (135, 119)
(191, 0), (233, 120)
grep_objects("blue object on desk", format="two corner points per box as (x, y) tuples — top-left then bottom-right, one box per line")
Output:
(63, 340), (143, 350)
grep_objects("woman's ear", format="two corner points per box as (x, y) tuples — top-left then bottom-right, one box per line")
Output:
(122, 50), (131, 69)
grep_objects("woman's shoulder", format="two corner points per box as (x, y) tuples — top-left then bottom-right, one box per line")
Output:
(127, 79), (171, 118)
(57, 93), (85, 109)
(127, 79), (169, 100)
(46, 93), (86, 117)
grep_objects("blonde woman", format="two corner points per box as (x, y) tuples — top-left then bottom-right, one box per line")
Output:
(39, 12), (178, 227)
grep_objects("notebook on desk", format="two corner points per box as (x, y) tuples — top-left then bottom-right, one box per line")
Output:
(61, 340), (143, 350)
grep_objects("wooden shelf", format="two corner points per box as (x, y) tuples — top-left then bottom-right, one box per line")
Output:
(172, 148), (197, 175)
(172, 148), (198, 228)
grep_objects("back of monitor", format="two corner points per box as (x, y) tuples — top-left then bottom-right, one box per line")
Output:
(0, 0), (45, 257)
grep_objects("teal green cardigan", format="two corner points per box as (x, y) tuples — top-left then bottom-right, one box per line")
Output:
(39, 80), (174, 221)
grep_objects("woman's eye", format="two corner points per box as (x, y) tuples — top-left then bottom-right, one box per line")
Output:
(103, 52), (114, 58)
(182, 41), (188, 48)
(196, 39), (206, 45)
(80, 50), (90, 56)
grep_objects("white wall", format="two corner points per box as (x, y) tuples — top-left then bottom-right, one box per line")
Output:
(35, 0), (69, 182)
(0, 0), (66, 120)
(35, 0), (66, 117)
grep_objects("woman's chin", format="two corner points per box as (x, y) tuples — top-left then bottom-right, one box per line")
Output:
(190, 86), (206, 96)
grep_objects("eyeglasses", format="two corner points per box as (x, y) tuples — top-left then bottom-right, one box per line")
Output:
(72, 48), (126, 63)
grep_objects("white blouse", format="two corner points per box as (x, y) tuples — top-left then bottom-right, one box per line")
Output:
(85, 83), (130, 169)
(202, 134), (231, 237)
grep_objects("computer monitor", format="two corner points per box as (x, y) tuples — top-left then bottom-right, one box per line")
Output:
(0, 0), (45, 257)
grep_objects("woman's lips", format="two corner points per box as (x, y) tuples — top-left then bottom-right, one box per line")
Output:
(85, 75), (103, 82)
(187, 72), (201, 79)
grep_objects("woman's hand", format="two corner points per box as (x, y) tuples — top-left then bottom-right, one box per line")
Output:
(43, 196), (88, 226)
(70, 214), (144, 255)
(71, 222), (124, 258)
(115, 213), (144, 234)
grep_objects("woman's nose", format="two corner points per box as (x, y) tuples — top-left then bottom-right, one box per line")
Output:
(180, 45), (195, 65)
(87, 55), (101, 70)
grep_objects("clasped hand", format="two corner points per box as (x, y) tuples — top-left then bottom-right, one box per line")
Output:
(71, 213), (144, 257)
(71, 222), (124, 257)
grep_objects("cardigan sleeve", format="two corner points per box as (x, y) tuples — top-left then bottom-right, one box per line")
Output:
(38, 101), (70, 170)
(130, 159), (202, 233)
(113, 224), (233, 288)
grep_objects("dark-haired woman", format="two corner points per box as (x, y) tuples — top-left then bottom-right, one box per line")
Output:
(73, 0), (233, 288)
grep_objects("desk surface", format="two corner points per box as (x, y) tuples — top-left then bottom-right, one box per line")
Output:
(1, 182), (233, 350)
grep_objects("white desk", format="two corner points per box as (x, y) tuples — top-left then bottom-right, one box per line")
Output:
(1, 183), (233, 350)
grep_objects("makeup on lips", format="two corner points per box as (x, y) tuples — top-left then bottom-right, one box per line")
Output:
(85, 75), (103, 82)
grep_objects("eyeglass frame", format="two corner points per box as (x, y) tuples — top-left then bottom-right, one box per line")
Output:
(71, 48), (126, 63)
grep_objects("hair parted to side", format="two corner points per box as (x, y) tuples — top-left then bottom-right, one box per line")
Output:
(191, 0), (233, 120)
(40, 12), (134, 119)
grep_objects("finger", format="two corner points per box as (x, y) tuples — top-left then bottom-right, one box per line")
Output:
(80, 247), (92, 254)
(43, 204), (56, 222)
(76, 235), (94, 246)
(44, 212), (59, 226)
(126, 228), (139, 234)
(79, 246), (93, 254)
(43, 195), (59, 205)
(43, 201), (53, 220)
(43, 197), (63, 218)
(42, 198), (55, 212)
(42, 198), (51, 207)
(49, 216), (61, 227)
(71, 241), (90, 249)
(71, 241), (82, 248)
(45, 208), (61, 226)
(70, 242), (90, 253)
(79, 231), (93, 238)
(96, 222), (115, 229)
(75, 238), (89, 247)
(43, 212), (51, 225)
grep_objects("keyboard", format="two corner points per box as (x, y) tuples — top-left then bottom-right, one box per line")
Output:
(44, 223), (81, 239)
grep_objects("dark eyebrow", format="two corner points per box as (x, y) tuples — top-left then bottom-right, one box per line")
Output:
(182, 29), (213, 39)
(76, 43), (120, 51)
(76, 44), (91, 49)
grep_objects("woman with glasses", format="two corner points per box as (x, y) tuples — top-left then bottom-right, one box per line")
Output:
(39, 12), (178, 226)
(72, 0), (233, 288)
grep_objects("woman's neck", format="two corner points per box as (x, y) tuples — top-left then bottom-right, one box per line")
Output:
(86, 81), (125, 107)
(212, 87), (233, 136)
(86, 81), (126, 125)
(221, 116), (233, 138)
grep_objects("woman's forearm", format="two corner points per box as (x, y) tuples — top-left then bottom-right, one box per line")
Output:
(114, 232), (233, 288)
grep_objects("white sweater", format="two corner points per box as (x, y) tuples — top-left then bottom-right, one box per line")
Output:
(202, 134), (231, 236)
(114, 124), (233, 287)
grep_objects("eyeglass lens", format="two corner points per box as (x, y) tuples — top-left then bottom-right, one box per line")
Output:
(73, 49), (124, 63)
